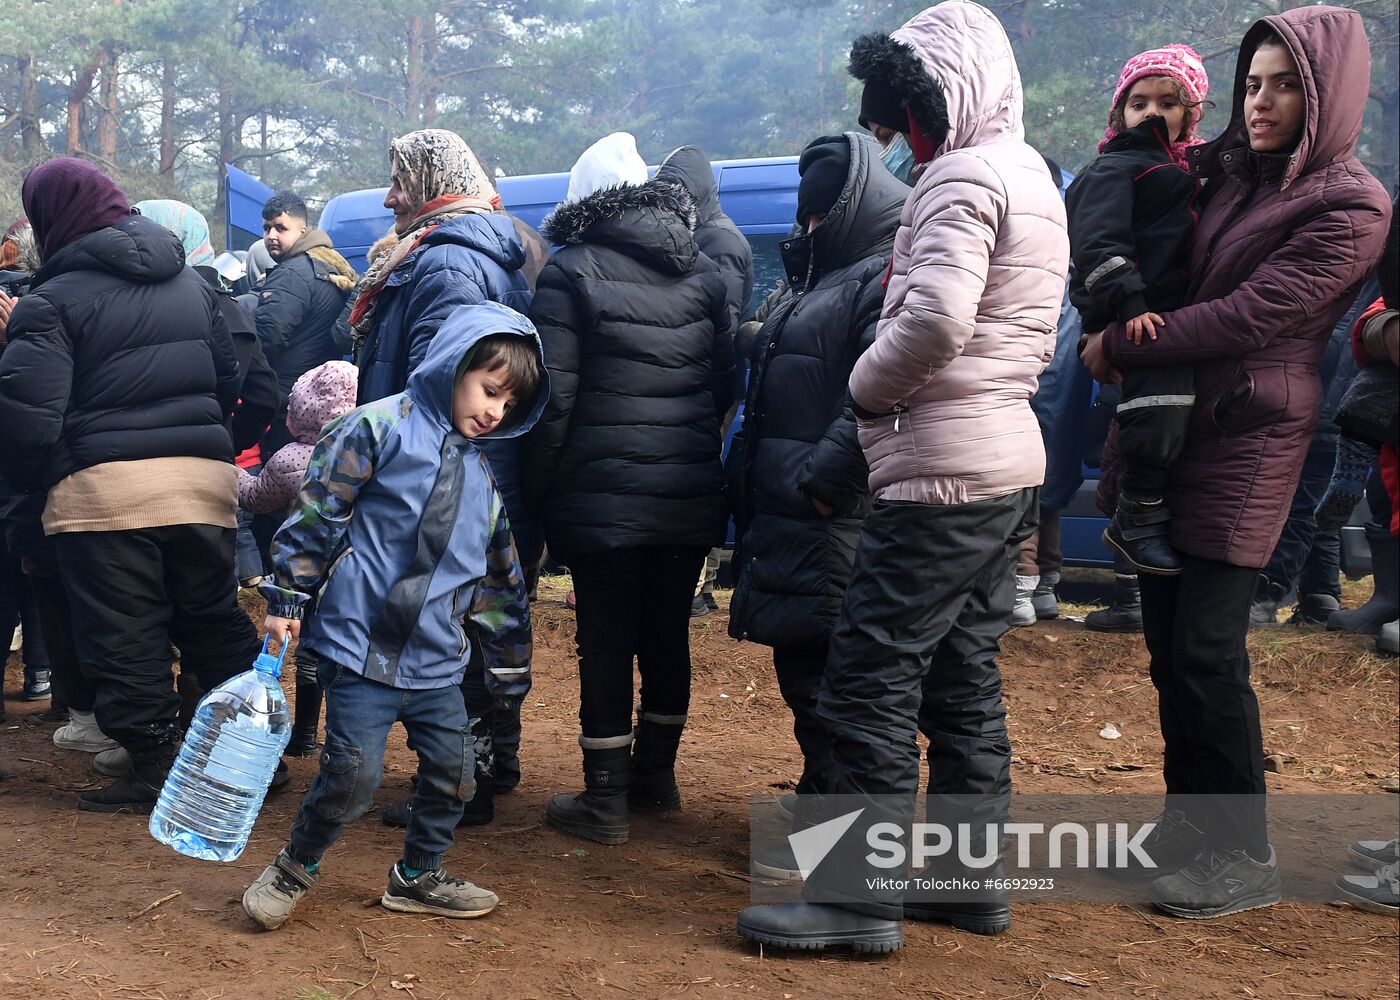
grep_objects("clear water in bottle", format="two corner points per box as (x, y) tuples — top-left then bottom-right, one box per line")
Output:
(149, 637), (292, 862)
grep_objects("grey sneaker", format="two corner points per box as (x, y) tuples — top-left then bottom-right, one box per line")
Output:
(1349, 839), (1400, 870)
(1010, 576), (1038, 628)
(1334, 861), (1398, 916)
(1149, 846), (1281, 919)
(243, 848), (319, 930)
(381, 864), (498, 918)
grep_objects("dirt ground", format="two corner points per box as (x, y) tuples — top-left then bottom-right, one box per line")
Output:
(1, 575), (1396, 1000)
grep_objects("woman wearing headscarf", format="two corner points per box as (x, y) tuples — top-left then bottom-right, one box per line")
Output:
(352, 128), (539, 831)
(1081, 6), (1391, 919)
(523, 132), (734, 846)
(0, 159), (261, 814)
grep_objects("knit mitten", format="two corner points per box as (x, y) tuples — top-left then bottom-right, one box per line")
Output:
(1315, 435), (1379, 534)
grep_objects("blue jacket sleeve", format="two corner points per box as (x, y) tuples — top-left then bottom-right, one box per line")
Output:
(402, 251), (488, 378)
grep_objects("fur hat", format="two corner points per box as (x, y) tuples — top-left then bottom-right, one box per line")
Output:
(848, 32), (950, 157)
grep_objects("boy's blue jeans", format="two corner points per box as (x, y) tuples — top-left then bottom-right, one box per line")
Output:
(288, 655), (475, 872)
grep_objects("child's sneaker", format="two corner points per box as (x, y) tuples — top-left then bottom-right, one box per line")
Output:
(1349, 839), (1400, 870)
(243, 848), (319, 930)
(1149, 846), (1281, 919)
(381, 863), (498, 918)
(1334, 861), (1398, 916)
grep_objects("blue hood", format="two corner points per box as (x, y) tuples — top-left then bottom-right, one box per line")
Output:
(417, 214), (526, 273)
(407, 299), (548, 442)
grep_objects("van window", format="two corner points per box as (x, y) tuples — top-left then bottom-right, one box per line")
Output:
(745, 233), (788, 320)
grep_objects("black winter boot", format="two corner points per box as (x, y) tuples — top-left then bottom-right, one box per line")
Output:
(629, 711), (685, 812)
(285, 675), (322, 758)
(1104, 494), (1183, 576)
(1249, 577), (1286, 628)
(1328, 532), (1399, 637)
(546, 738), (631, 845)
(78, 742), (175, 814)
(1085, 572), (1143, 633)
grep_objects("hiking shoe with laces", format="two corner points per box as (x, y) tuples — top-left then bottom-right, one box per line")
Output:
(1348, 839), (1400, 870)
(243, 848), (319, 930)
(1149, 846), (1281, 919)
(1103, 808), (1206, 880)
(381, 863), (498, 918)
(1334, 861), (1399, 916)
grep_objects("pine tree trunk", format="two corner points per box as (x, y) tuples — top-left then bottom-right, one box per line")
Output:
(18, 52), (42, 153)
(406, 16), (424, 126)
(66, 54), (102, 155)
(97, 47), (119, 164)
(159, 60), (176, 177)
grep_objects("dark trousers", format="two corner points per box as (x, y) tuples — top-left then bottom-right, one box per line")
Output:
(1139, 556), (1267, 855)
(1261, 434), (1341, 599)
(806, 490), (1037, 919)
(290, 658), (471, 872)
(570, 545), (707, 740)
(1, 537), (48, 678)
(772, 644), (832, 796)
(1117, 363), (1195, 498)
(24, 560), (93, 711)
(459, 633), (524, 790)
(1016, 506), (1063, 578)
(53, 524), (261, 755)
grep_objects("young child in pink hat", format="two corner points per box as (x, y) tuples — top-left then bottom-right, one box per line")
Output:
(1067, 43), (1211, 576)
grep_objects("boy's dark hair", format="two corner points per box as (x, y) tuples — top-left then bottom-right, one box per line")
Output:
(465, 333), (542, 408)
(1108, 76), (1214, 140)
(262, 191), (308, 222)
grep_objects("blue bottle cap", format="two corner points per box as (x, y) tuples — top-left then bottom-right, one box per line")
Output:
(252, 635), (291, 678)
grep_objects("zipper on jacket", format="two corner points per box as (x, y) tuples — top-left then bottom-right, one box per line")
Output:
(893, 404), (909, 432)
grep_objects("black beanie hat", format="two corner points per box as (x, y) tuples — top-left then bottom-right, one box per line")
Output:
(858, 78), (908, 134)
(796, 137), (851, 225)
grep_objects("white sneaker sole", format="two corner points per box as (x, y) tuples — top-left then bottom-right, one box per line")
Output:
(53, 733), (120, 753)
(380, 891), (497, 919)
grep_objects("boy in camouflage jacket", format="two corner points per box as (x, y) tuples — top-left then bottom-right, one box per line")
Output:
(242, 302), (547, 929)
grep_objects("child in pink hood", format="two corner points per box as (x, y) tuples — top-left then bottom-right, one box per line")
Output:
(237, 358), (357, 758)
(238, 360), (359, 515)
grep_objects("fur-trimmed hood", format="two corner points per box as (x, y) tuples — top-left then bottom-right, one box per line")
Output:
(540, 178), (700, 276)
(850, 1), (1023, 158)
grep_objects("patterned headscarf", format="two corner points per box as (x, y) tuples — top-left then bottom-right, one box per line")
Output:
(348, 130), (502, 354)
(389, 129), (501, 219)
(135, 199), (216, 268)
(1100, 44), (1210, 170)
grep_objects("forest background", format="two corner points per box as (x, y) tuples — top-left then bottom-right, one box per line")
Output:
(1, 0), (1396, 246)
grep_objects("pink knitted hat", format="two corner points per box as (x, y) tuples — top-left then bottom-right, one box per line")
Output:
(1101, 44), (1210, 167)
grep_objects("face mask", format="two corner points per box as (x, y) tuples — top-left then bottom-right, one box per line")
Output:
(880, 133), (915, 183)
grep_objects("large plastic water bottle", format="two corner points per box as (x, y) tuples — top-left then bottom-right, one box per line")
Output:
(149, 637), (292, 862)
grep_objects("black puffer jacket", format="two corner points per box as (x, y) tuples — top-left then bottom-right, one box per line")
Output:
(254, 230), (352, 405)
(1066, 116), (1198, 334)
(0, 215), (239, 492)
(726, 133), (905, 648)
(523, 179), (734, 560)
(657, 146), (754, 331)
(197, 266), (279, 452)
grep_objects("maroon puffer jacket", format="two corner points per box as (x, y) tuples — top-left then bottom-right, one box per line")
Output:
(1104, 5), (1392, 569)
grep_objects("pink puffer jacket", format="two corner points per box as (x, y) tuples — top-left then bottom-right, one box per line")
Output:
(238, 359), (358, 514)
(849, 1), (1069, 505)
